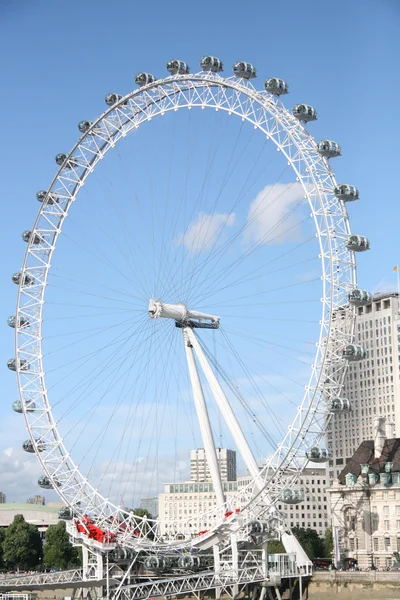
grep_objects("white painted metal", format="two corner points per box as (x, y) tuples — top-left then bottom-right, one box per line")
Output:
(182, 327), (225, 506)
(149, 299), (220, 325)
(13, 69), (357, 550)
(187, 327), (262, 486)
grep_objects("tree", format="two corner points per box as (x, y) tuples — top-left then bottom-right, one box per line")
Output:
(267, 540), (285, 553)
(43, 521), (81, 570)
(323, 527), (334, 558)
(0, 528), (5, 569)
(2, 514), (42, 570)
(292, 527), (324, 559)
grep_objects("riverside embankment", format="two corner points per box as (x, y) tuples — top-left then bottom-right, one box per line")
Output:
(308, 570), (400, 599)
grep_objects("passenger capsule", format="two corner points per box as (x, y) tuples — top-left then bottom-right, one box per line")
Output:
(345, 234), (370, 252)
(135, 73), (156, 86)
(199, 56), (223, 73)
(306, 446), (329, 463)
(166, 60), (190, 75)
(23, 439), (45, 453)
(347, 289), (373, 306)
(248, 520), (269, 535)
(36, 190), (59, 205)
(58, 507), (74, 520)
(22, 230), (43, 245)
(38, 475), (53, 490)
(178, 555), (201, 570)
(334, 184), (359, 202)
(78, 121), (93, 133)
(144, 556), (171, 571)
(7, 358), (30, 372)
(12, 400), (23, 413)
(342, 344), (367, 361)
(233, 62), (257, 79)
(328, 398), (351, 412)
(7, 315), (30, 329)
(292, 104), (317, 122)
(12, 400), (36, 413)
(316, 140), (341, 158)
(264, 78), (288, 95)
(12, 272), (34, 286)
(280, 489), (304, 504)
(55, 154), (79, 169)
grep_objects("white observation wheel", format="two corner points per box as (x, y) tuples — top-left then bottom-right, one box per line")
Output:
(9, 58), (365, 551)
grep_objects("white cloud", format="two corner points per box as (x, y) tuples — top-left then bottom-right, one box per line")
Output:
(177, 212), (236, 253)
(0, 446), (50, 503)
(244, 182), (307, 245)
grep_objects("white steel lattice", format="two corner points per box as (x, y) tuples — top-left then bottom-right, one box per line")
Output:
(14, 71), (357, 550)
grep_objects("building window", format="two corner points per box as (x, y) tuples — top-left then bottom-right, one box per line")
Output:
(385, 537), (391, 549)
(373, 538), (379, 551)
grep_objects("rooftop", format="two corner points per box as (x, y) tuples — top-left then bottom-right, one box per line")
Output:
(338, 438), (400, 485)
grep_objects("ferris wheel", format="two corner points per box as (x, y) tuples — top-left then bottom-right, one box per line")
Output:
(8, 57), (370, 553)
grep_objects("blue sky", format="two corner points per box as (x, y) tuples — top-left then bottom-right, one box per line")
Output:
(1, 0), (399, 505)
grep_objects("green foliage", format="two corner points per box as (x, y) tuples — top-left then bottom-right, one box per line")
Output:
(2, 514), (42, 570)
(0, 528), (5, 569)
(130, 508), (152, 519)
(129, 508), (153, 539)
(323, 527), (334, 558)
(43, 521), (81, 570)
(292, 527), (324, 559)
(267, 540), (285, 553)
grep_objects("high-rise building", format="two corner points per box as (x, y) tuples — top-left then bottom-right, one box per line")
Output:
(0, 493), (6, 504)
(190, 448), (236, 482)
(140, 496), (159, 518)
(327, 292), (400, 484)
(26, 495), (45, 505)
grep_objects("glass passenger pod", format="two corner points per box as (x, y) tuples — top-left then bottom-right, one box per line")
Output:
(104, 93), (128, 107)
(23, 439), (45, 453)
(178, 555), (201, 570)
(292, 104), (317, 122)
(144, 556), (171, 571)
(342, 344), (367, 361)
(22, 230), (44, 245)
(7, 315), (30, 329)
(199, 56), (223, 72)
(7, 358), (30, 372)
(347, 289), (373, 306)
(78, 121), (93, 134)
(248, 520), (269, 534)
(38, 475), (53, 490)
(36, 190), (59, 205)
(134, 73), (156, 86)
(316, 140), (341, 158)
(12, 272), (34, 286)
(264, 78), (288, 95)
(280, 489), (304, 504)
(306, 446), (329, 463)
(345, 235), (370, 252)
(58, 506), (74, 520)
(232, 62), (257, 79)
(328, 398), (351, 412)
(12, 400), (36, 413)
(55, 154), (79, 169)
(166, 60), (190, 75)
(334, 184), (359, 202)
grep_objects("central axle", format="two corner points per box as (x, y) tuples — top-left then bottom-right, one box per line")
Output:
(148, 299), (220, 328)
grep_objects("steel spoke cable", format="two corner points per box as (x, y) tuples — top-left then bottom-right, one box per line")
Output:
(50, 315), (150, 413)
(196, 335), (279, 450)
(190, 201), (310, 308)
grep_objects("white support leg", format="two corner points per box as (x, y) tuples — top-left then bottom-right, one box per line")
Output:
(231, 533), (239, 598)
(213, 544), (221, 600)
(187, 328), (262, 485)
(183, 327), (225, 506)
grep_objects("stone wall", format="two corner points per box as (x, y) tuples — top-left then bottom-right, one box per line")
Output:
(308, 571), (400, 599)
